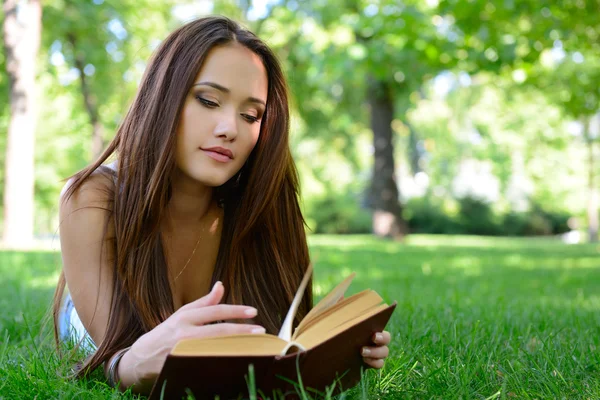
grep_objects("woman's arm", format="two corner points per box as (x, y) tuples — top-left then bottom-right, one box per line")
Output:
(59, 172), (116, 347)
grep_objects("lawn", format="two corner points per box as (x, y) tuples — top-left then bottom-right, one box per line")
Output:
(1, 235), (599, 399)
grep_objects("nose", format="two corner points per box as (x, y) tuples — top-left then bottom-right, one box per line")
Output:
(213, 110), (238, 141)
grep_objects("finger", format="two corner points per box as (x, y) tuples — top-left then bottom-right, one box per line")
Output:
(363, 357), (385, 369)
(181, 304), (258, 325)
(187, 323), (266, 339)
(372, 331), (391, 345)
(180, 281), (225, 311)
(362, 345), (389, 359)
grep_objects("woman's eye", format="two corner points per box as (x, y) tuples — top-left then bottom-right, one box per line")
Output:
(241, 114), (260, 124)
(195, 96), (218, 108)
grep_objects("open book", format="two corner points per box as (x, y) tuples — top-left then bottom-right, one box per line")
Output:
(148, 265), (396, 399)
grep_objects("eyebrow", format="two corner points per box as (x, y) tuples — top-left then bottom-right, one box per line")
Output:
(193, 81), (266, 106)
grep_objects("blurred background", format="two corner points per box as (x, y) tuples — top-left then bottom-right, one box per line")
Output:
(1, 0), (599, 248)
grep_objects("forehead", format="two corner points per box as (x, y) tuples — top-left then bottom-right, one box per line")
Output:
(193, 43), (268, 100)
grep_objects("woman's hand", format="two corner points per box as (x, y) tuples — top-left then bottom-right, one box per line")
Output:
(361, 331), (391, 369)
(117, 281), (264, 392)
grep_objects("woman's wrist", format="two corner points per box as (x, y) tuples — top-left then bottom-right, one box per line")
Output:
(116, 345), (157, 394)
(106, 346), (131, 389)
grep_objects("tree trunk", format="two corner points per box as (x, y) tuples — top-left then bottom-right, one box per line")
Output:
(66, 33), (104, 161)
(2, 0), (42, 248)
(407, 121), (422, 176)
(406, 89), (425, 177)
(367, 78), (407, 240)
(584, 117), (598, 242)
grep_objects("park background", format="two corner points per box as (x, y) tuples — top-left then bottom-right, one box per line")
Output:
(1, 0), (600, 399)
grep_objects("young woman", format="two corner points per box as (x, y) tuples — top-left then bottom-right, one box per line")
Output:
(53, 16), (391, 394)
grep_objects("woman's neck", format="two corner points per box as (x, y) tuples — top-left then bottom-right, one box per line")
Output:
(166, 168), (216, 226)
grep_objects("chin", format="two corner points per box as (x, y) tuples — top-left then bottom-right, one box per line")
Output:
(176, 163), (237, 187)
(197, 172), (234, 188)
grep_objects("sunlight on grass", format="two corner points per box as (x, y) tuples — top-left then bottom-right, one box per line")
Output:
(449, 256), (482, 269)
(421, 262), (432, 275)
(537, 293), (600, 311)
(404, 234), (561, 248)
(313, 281), (331, 298)
(308, 235), (375, 249)
(27, 271), (61, 289)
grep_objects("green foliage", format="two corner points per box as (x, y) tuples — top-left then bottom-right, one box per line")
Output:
(532, 51), (600, 118)
(302, 185), (572, 236)
(402, 196), (462, 235)
(304, 189), (372, 235)
(457, 196), (504, 236)
(441, 0), (600, 119)
(404, 195), (571, 236)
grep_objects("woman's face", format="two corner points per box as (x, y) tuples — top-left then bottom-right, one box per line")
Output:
(175, 42), (268, 187)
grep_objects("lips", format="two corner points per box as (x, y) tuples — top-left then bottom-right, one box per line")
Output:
(201, 146), (234, 163)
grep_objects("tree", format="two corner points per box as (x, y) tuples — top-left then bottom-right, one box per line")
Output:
(440, 0), (600, 241)
(534, 55), (600, 242)
(42, 0), (174, 162)
(273, 0), (454, 239)
(2, 0), (42, 247)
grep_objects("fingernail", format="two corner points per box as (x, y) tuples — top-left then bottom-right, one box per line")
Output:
(251, 327), (266, 334)
(245, 308), (257, 317)
(213, 281), (222, 291)
(375, 333), (383, 343)
(362, 347), (371, 356)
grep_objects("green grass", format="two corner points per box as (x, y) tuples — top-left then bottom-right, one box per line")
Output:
(1, 234), (600, 399)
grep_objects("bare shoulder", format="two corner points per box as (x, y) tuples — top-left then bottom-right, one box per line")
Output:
(59, 167), (116, 249)
(59, 168), (115, 215)
(58, 167), (116, 261)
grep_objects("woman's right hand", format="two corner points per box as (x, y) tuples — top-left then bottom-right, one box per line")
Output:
(117, 281), (264, 391)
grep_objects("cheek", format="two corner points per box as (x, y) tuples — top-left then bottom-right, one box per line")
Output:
(251, 130), (260, 149)
(177, 104), (193, 142)
(241, 124), (261, 150)
(246, 131), (260, 160)
(250, 125), (261, 148)
(179, 99), (212, 139)
(235, 129), (260, 168)
(175, 126), (193, 161)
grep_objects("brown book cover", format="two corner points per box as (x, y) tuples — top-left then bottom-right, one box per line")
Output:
(147, 267), (396, 400)
(148, 303), (396, 400)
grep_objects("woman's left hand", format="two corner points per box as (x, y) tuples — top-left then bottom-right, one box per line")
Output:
(361, 331), (391, 369)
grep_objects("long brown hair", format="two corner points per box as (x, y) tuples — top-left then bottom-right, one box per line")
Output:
(52, 16), (312, 376)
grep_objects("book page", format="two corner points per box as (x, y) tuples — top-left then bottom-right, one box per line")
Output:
(296, 303), (389, 350)
(277, 263), (313, 342)
(293, 290), (370, 339)
(171, 334), (289, 356)
(294, 290), (384, 347)
(293, 273), (356, 338)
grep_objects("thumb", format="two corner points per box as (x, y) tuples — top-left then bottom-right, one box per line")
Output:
(185, 281), (224, 309)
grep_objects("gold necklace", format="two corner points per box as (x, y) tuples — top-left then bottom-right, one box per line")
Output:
(171, 226), (203, 282)
(168, 200), (217, 282)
